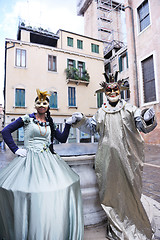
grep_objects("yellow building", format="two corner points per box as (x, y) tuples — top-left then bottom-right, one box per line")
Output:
(4, 24), (104, 144)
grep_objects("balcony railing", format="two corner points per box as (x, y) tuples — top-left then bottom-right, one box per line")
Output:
(65, 68), (90, 86)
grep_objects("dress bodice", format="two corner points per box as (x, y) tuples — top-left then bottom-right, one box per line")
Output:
(22, 115), (51, 152)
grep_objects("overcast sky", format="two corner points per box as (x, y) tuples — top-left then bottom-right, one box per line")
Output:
(0, 0), (84, 105)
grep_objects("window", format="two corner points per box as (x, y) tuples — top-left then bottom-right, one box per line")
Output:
(121, 89), (130, 101)
(142, 55), (156, 103)
(138, 0), (150, 32)
(49, 92), (57, 109)
(119, 52), (128, 72)
(77, 40), (83, 49)
(97, 92), (103, 108)
(48, 55), (57, 71)
(67, 37), (73, 47)
(16, 49), (26, 67)
(78, 61), (85, 78)
(15, 89), (25, 107)
(68, 87), (76, 107)
(67, 59), (76, 69)
(91, 43), (99, 53)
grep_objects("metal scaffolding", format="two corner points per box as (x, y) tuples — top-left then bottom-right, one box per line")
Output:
(96, 0), (126, 57)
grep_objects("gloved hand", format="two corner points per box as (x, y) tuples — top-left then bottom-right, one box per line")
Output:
(72, 112), (83, 122)
(66, 116), (77, 125)
(143, 107), (155, 122)
(15, 149), (27, 157)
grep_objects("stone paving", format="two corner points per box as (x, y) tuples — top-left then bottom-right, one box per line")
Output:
(0, 144), (160, 239)
(84, 144), (160, 240)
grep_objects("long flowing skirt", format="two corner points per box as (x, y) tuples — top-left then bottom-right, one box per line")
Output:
(0, 149), (84, 240)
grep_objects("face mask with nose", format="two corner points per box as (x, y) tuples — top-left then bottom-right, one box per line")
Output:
(35, 99), (49, 108)
(105, 83), (121, 103)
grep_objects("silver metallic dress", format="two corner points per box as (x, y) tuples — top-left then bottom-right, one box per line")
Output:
(0, 115), (84, 240)
(73, 99), (157, 240)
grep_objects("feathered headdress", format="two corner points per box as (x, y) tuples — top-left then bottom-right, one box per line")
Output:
(36, 89), (51, 101)
(95, 71), (129, 94)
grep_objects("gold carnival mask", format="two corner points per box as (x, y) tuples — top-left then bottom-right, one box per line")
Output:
(35, 89), (51, 108)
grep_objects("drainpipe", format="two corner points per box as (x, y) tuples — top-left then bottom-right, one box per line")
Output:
(124, 5), (139, 107)
(3, 41), (15, 126)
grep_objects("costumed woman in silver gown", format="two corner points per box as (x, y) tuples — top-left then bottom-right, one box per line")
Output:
(0, 89), (84, 240)
(72, 72), (157, 240)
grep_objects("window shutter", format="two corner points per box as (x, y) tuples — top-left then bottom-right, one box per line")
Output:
(67, 59), (69, 68)
(73, 60), (76, 68)
(119, 57), (122, 72)
(22, 90), (25, 107)
(126, 52), (128, 68)
(83, 62), (85, 71)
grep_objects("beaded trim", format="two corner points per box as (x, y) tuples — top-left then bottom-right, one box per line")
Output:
(102, 99), (126, 113)
(33, 118), (50, 126)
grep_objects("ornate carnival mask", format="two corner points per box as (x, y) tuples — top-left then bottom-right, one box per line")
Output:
(35, 89), (51, 108)
(95, 71), (129, 103)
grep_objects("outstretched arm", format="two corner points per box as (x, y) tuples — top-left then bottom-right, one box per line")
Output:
(134, 107), (157, 133)
(72, 112), (97, 135)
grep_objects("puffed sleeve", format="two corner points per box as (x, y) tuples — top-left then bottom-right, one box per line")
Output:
(21, 114), (30, 125)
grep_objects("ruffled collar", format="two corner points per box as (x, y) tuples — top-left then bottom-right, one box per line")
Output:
(102, 99), (126, 113)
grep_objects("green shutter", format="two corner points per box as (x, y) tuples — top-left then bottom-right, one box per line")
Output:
(97, 92), (103, 108)
(119, 56), (122, 72)
(126, 52), (128, 68)
(15, 89), (25, 107)
(73, 60), (76, 68)
(83, 62), (85, 71)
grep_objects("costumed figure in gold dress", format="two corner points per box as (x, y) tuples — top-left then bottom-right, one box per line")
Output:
(71, 72), (157, 240)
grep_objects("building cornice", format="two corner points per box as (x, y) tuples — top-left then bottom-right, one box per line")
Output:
(5, 38), (104, 62)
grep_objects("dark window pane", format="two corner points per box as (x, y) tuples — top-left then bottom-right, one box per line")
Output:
(142, 55), (156, 103)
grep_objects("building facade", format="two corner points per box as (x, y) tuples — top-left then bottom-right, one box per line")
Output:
(4, 24), (104, 144)
(77, 0), (160, 144)
(125, 0), (160, 144)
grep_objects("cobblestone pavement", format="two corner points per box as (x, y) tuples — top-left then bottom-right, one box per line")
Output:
(0, 144), (160, 239)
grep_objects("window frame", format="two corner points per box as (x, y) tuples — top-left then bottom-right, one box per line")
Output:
(91, 43), (99, 54)
(77, 61), (85, 78)
(15, 88), (25, 107)
(49, 92), (58, 109)
(137, 0), (150, 33)
(141, 54), (156, 104)
(67, 59), (76, 69)
(77, 39), (83, 49)
(67, 37), (73, 47)
(68, 87), (76, 107)
(15, 48), (26, 68)
(119, 52), (128, 72)
(48, 55), (57, 72)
